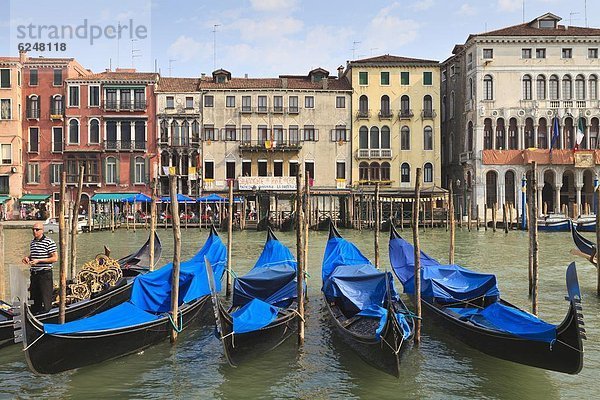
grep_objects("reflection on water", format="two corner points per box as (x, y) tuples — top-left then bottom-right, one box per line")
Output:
(0, 227), (596, 399)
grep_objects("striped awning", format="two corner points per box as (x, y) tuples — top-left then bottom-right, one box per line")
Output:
(91, 193), (137, 202)
(20, 194), (51, 203)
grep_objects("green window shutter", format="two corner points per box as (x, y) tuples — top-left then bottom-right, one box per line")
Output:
(49, 164), (53, 185)
(116, 157), (121, 184)
(102, 157), (107, 184)
(144, 157), (150, 183)
(130, 155), (135, 185)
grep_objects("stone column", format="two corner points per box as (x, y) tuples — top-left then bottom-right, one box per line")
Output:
(537, 185), (543, 216)
(554, 184), (562, 214)
(491, 121), (496, 150)
(533, 123), (538, 148)
(187, 151), (192, 196)
(518, 125), (524, 149)
(575, 184), (583, 217)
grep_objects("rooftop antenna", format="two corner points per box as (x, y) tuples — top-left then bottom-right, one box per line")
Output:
(370, 47), (379, 56)
(154, 59), (158, 73)
(569, 12), (580, 26)
(168, 59), (176, 77)
(116, 22), (121, 68)
(522, 0), (525, 23)
(351, 41), (361, 59)
(213, 24), (220, 71)
(585, 0), (588, 27)
(131, 39), (141, 68)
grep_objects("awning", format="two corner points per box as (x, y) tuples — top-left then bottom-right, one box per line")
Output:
(123, 193), (152, 203)
(0, 195), (10, 204)
(160, 194), (196, 203)
(91, 193), (137, 202)
(20, 194), (51, 203)
(197, 194), (243, 203)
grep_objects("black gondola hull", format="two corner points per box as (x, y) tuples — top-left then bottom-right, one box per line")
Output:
(22, 296), (211, 374)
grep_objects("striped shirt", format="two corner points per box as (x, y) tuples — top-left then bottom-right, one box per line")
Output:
(30, 235), (57, 271)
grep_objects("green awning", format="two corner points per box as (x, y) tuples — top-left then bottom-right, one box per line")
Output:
(20, 194), (51, 203)
(91, 193), (137, 202)
(104, 85), (146, 89)
(0, 195), (10, 204)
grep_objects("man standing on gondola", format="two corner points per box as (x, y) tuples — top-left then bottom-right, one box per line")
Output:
(22, 222), (58, 314)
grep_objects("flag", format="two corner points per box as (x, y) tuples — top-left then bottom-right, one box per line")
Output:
(575, 116), (585, 150)
(550, 116), (560, 152)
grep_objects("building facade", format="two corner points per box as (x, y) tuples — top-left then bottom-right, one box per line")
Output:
(344, 55), (442, 193)
(443, 13), (600, 218)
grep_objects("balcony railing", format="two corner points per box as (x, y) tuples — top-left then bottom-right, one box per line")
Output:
(103, 100), (147, 111)
(239, 106), (299, 115)
(239, 139), (302, 152)
(356, 110), (371, 119)
(357, 148), (392, 159)
(549, 100), (560, 108)
(398, 109), (414, 119)
(421, 109), (437, 119)
(378, 110), (393, 119)
(103, 140), (146, 151)
(576, 100), (586, 108)
(459, 151), (473, 163)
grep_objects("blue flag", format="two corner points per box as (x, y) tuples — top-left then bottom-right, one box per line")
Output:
(550, 116), (560, 152)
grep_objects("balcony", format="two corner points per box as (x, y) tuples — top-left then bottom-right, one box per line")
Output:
(549, 100), (560, 108)
(378, 109), (393, 120)
(356, 148), (392, 159)
(459, 151), (473, 163)
(239, 139), (302, 152)
(50, 109), (63, 120)
(103, 140), (146, 151)
(398, 109), (414, 119)
(238, 106), (299, 115)
(576, 100), (587, 108)
(273, 106), (284, 114)
(421, 109), (437, 119)
(103, 100), (147, 111)
(356, 110), (371, 119)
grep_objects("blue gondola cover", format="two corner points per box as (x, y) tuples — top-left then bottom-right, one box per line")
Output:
(231, 298), (280, 334)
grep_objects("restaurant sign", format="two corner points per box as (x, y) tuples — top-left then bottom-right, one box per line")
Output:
(238, 176), (297, 191)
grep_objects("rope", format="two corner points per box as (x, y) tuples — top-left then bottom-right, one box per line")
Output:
(555, 339), (585, 354)
(167, 312), (183, 333)
(23, 332), (45, 351)
(291, 309), (306, 322)
(225, 268), (238, 279)
(439, 294), (489, 309)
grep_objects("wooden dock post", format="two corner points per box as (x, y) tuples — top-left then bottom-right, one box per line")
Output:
(597, 187), (600, 296)
(458, 204), (463, 229)
(430, 199), (434, 228)
(149, 179), (157, 271)
(476, 204), (480, 231)
(69, 166), (84, 279)
(413, 168), (422, 345)
(400, 202), (404, 232)
(449, 180), (455, 265)
(295, 172), (305, 345)
(374, 183), (380, 268)
(133, 199), (137, 232)
(484, 203), (488, 231)
(503, 204), (508, 234)
(467, 196), (472, 232)
(226, 180), (233, 297)
(87, 200), (92, 232)
(492, 203), (497, 232)
(58, 171), (68, 324)
(304, 174), (310, 278)
(0, 224), (5, 299)
(169, 174), (181, 343)
(509, 203), (514, 230)
(530, 162), (539, 315)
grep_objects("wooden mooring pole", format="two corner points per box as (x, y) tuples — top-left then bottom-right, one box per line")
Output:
(226, 180), (233, 297)
(296, 172), (305, 345)
(304, 174), (310, 299)
(0, 224), (5, 299)
(149, 179), (157, 271)
(484, 203), (488, 231)
(374, 183), (380, 269)
(413, 168), (422, 345)
(492, 203), (497, 232)
(531, 162), (539, 315)
(467, 196), (472, 232)
(58, 171), (68, 324)
(503, 204), (508, 234)
(476, 204), (480, 231)
(597, 187), (600, 296)
(69, 166), (84, 280)
(169, 175), (181, 343)
(449, 180), (455, 265)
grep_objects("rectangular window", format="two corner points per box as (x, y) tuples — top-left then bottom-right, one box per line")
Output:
(273, 160), (283, 177)
(522, 48), (532, 59)
(400, 72), (410, 85)
(166, 96), (174, 109)
(273, 96), (283, 112)
(69, 86), (80, 107)
(226, 161), (236, 180)
(0, 99), (11, 120)
(589, 48), (598, 59)
(224, 125), (237, 141)
(257, 160), (267, 177)
(203, 125), (216, 141)
(29, 69), (38, 86)
(303, 125), (316, 141)
(335, 96), (345, 108)
(258, 96), (267, 112)
(87, 86), (99, 107)
(204, 161), (214, 180)
(289, 161), (298, 177)
(204, 95), (214, 107)
(242, 160), (251, 176)
(289, 125), (299, 144)
(50, 164), (63, 184)
(185, 97), (194, 109)
(483, 48), (493, 59)
(423, 72), (433, 86)
(242, 96), (251, 112)
(332, 126), (347, 141)
(562, 48), (572, 59)
(0, 176), (8, 194)
(52, 127), (63, 152)
(226, 96), (235, 108)
(241, 125), (251, 144)
(304, 161), (314, 179)
(1, 144), (11, 164)
(29, 127), (39, 153)
(336, 162), (345, 180)
(304, 96), (314, 109)
(380, 71), (390, 85)
(53, 69), (62, 86)
(536, 48), (546, 59)
(27, 163), (40, 183)
(359, 71), (368, 85)
(288, 96), (298, 113)
(0, 69), (10, 88)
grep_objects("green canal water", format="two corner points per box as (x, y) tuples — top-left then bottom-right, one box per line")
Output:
(0, 226), (597, 399)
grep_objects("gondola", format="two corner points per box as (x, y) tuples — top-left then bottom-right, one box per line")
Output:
(322, 221), (414, 377)
(256, 216), (274, 231)
(279, 212), (295, 232)
(0, 233), (162, 349)
(570, 221), (596, 264)
(389, 224), (585, 374)
(208, 227), (303, 366)
(19, 227), (226, 374)
(537, 214), (571, 231)
(576, 215), (596, 232)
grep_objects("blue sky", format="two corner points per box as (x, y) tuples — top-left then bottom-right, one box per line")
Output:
(1, 0), (598, 78)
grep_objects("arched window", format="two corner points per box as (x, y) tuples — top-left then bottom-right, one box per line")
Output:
(449, 91), (455, 118)
(562, 75), (572, 100)
(589, 75), (598, 100)
(359, 95), (368, 115)
(161, 151), (170, 170)
(380, 95), (390, 116)
(381, 162), (390, 181)
(423, 163), (433, 183)
(423, 95), (433, 116)
(468, 77), (474, 100)
(524, 118), (534, 148)
(441, 95), (446, 121)
(400, 95), (410, 117)
(105, 156), (117, 184)
(69, 119), (79, 144)
(591, 118), (599, 148)
(536, 75), (546, 99)
(467, 121), (473, 151)
(549, 75), (559, 100)
(495, 118), (505, 149)
(89, 118), (100, 144)
(181, 120), (190, 146)
(508, 118), (518, 149)
(160, 120), (169, 143)
(523, 75), (532, 100)
(401, 126), (410, 150)
(359, 162), (369, 181)
(486, 171), (498, 206)
(370, 126), (380, 149)
(134, 121), (145, 150)
(483, 118), (492, 149)
(483, 75), (493, 100)
(359, 126), (368, 149)
(505, 171), (515, 206)
(192, 120), (200, 142)
(369, 162), (380, 181)
(401, 163), (410, 183)
(28, 95), (39, 118)
(381, 126), (390, 149)
(564, 117), (574, 149)
(134, 156), (146, 184)
(423, 126), (433, 150)
(51, 95), (63, 115)
(575, 75), (586, 100)
(538, 118), (548, 149)
(579, 118), (588, 149)
(171, 120), (180, 146)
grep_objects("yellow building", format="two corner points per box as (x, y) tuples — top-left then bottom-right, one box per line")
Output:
(344, 55), (442, 192)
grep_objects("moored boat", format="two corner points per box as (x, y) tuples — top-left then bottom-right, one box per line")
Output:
(537, 214), (571, 231)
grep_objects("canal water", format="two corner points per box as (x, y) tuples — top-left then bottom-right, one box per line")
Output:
(0, 226), (597, 399)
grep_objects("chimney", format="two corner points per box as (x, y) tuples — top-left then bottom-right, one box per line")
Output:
(244, 73), (248, 79)
(201, 73), (206, 79)
(322, 77), (328, 89)
(19, 50), (27, 63)
(337, 65), (344, 78)
(281, 77), (288, 89)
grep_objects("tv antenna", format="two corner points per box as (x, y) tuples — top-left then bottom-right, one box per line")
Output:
(569, 12), (580, 26)
(213, 24), (220, 70)
(131, 39), (141, 68)
(351, 41), (361, 59)
(168, 59), (176, 77)
(370, 47), (378, 56)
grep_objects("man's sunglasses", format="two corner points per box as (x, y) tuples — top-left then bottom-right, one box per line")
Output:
(32, 228), (42, 232)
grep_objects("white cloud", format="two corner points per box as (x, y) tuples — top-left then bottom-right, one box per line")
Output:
(167, 35), (210, 63)
(411, 0), (435, 11)
(498, 0), (521, 12)
(362, 3), (420, 54)
(228, 16), (303, 41)
(457, 3), (476, 16)
(250, 0), (297, 12)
